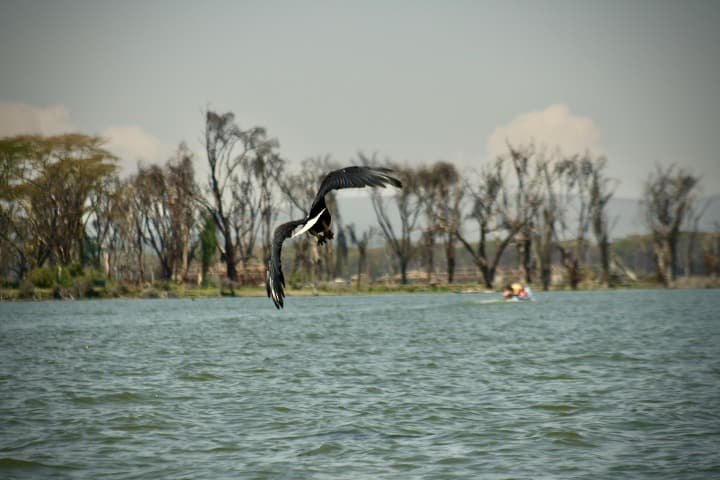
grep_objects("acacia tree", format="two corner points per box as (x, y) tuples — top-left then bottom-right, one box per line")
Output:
(0, 134), (117, 275)
(0, 136), (39, 277)
(198, 110), (280, 282)
(642, 165), (700, 285)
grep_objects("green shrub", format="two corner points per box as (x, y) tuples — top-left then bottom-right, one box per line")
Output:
(68, 263), (84, 277)
(72, 276), (97, 298)
(105, 281), (130, 298)
(27, 266), (56, 288)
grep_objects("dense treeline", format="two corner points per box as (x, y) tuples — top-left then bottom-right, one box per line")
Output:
(1, 110), (717, 298)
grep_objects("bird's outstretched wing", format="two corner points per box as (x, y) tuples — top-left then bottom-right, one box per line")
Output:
(309, 166), (402, 214)
(266, 219), (305, 309)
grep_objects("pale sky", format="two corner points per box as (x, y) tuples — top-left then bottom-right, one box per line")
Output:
(1, 0), (719, 198)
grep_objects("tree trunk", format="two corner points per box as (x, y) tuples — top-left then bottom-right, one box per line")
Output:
(539, 216), (553, 291)
(598, 233), (610, 287)
(136, 231), (144, 284)
(669, 233), (679, 281)
(446, 232), (455, 284)
(519, 236), (533, 284)
(356, 253), (365, 290)
(224, 235), (237, 282)
(400, 259), (409, 285)
(424, 231), (434, 283)
(653, 241), (671, 286)
(480, 263), (495, 289)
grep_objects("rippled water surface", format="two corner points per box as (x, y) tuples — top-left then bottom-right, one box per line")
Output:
(1, 289), (719, 479)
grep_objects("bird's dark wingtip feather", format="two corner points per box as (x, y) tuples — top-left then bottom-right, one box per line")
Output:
(265, 267), (285, 309)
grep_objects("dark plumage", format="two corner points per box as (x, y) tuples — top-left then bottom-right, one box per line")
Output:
(266, 166), (402, 308)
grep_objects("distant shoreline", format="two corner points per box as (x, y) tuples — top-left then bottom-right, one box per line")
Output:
(2, 277), (718, 302)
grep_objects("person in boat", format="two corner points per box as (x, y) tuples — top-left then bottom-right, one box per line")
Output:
(503, 282), (533, 300)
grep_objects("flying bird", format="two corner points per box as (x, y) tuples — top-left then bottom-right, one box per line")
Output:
(266, 166), (402, 308)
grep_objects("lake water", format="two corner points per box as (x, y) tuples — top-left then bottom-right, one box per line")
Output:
(1, 289), (719, 479)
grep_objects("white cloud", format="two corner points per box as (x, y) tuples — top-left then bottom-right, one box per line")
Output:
(0, 101), (75, 136)
(486, 104), (601, 160)
(0, 101), (174, 176)
(100, 125), (174, 175)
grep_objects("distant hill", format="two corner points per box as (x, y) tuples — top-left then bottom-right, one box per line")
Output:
(334, 194), (720, 241)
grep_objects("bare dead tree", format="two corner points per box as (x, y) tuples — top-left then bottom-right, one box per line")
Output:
(703, 221), (720, 277)
(455, 156), (533, 289)
(134, 164), (175, 280)
(197, 110), (279, 282)
(416, 161), (461, 284)
(442, 183), (463, 284)
(252, 152), (285, 266)
(506, 143), (543, 284)
(416, 165), (439, 282)
(127, 180), (146, 283)
(165, 144), (200, 281)
(334, 221), (349, 279)
(233, 150), (284, 284)
(534, 151), (560, 291)
(368, 159), (422, 285)
(87, 174), (124, 279)
(588, 156), (617, 287)
(346, 223), (375, 289)
(108, 179), (141, 283)
(130, 145), (200, 282)
(275, 155), (340, 286)
(553, 154), (594, 290)
(642, 164), (700, 286)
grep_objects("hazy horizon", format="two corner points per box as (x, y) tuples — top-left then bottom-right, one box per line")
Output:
(1, 1), (719, 198)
